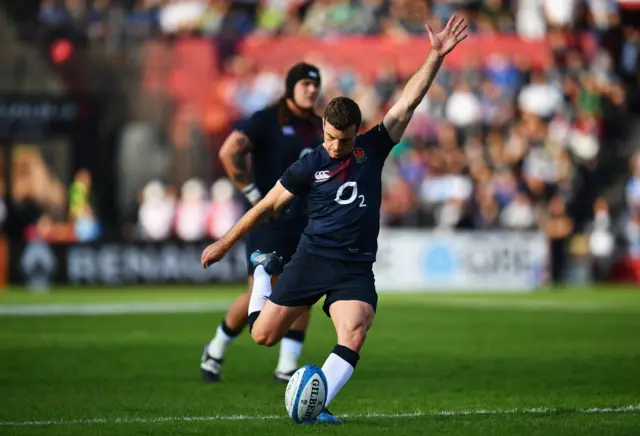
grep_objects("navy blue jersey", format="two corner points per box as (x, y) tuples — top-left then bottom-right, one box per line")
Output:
(236, 105), (323, 229)
(279, 123), (396, 262)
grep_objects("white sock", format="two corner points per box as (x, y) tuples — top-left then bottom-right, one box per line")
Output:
(206, 323), (238, 361)
(276, 337), (303, 374)
(321, 351), (357, 406)
(248, 265), (272, 315)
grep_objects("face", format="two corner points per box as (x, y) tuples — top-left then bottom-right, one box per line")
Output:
(293, 79), (320, 110)
(322, 120), (358, 160)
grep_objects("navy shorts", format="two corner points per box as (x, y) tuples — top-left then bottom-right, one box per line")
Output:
(244, 224), (302, 276)
(269, 248), (377, 317)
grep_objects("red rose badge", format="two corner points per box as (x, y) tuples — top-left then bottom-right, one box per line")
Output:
(353, 147), (367, 163)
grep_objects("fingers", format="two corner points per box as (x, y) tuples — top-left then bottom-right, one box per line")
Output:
(455, 24), (468, 39)
(201, 247), (212, 269)
(424, 23), (433, 35)
(450, 16), (465, 33)
(201, 253), (209, 269)
(445, 15), (456, 31)
(456, 32), (468, 44)
(425, 23), (436, 44)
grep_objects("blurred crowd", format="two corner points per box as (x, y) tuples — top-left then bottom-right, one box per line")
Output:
(37, 0), (625, 41)
(1, 0), (636, 270)
(2, 146), (99, 243)
(134, 177), (243, 242)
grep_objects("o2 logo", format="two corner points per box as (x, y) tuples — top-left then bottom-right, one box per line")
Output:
(300, 148), (313, 158)
(335, 181), (366, 208)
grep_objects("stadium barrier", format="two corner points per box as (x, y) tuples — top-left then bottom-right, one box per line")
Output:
(374, 230), (549, 292)
(9, 240), (247, 289)
(11, 231), (549, 291)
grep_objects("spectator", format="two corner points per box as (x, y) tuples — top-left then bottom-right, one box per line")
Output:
(500, 191), (537, 230)
(159, 0), (207, 35)
(69, 169), (100, 242)
(518, 69), (563, 119)
(545, 195), (574, 284)
(515, 0), (547, 40)
(205, 178), (243, 240)
(445, 80), (482, 130)
(588, 197), (614, 281)
(626, 153), (640, 213)
(138, 181), (175, 241)
(543, 0), (577, 30)
(624, 210), (640, 259)
(175, 178), (208, 241)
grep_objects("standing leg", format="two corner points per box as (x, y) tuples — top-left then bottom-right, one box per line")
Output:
(312, 300), (375, 424)
(275, 309), (311, 381)
(324, 300), (375, 405)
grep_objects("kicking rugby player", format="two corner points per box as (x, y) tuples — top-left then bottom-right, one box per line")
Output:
(202, 16), (467, 422)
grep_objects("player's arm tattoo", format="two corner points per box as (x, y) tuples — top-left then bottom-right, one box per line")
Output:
(219, 131), (254, 190)
(230, 136), (251, 184)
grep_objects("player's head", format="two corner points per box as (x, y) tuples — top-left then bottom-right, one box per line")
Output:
(322, 96), (361, 160)
(285, 62), (321, 110)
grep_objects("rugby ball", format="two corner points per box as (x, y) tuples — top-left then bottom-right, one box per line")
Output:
(284, 364), (328, 424)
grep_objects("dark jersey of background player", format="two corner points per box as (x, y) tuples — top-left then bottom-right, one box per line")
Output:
(279, 122), (395, 263)
(236, 103), (323, 235)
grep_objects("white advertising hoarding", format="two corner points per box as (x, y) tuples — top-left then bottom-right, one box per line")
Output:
(373, 230), (548, 292)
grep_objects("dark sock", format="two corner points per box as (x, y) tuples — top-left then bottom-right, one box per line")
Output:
(248, 311), (260, 333)
(283, 329), (306, 342)
(220, 319), (243, 338)
(331, 344), (360, 369)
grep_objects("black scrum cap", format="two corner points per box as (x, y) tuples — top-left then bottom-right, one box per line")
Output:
(285, 62), (321, 99)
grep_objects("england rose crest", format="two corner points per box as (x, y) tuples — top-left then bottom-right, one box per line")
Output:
(353, 147), (367, 163)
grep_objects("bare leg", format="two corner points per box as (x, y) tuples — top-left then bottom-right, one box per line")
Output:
(322, 300), (375, 406)
(251, 300), (308, 347)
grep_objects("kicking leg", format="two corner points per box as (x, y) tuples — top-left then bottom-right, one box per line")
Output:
(251, 300), (307, 347)
(275, 308), (311, 382)
(247, 251), (308, 348)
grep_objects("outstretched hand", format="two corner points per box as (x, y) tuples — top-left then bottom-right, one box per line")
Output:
(425, 15), (468, 57)
(201, 241), (228, 269)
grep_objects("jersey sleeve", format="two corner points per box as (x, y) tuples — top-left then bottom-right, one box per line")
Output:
(234, 109), (270, 149)
(360, 122), (397, 161)
(279, 156), (314, 195)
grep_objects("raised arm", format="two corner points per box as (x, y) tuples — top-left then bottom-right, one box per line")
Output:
(383, 16), (468, 144)
(201, 181), (295, 268)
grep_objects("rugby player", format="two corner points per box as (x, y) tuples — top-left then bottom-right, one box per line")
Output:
(201, 63), (323, 383)
(201, 16), (467, 422)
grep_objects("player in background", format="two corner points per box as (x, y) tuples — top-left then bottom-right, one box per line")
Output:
(201, 16), (467, 423)
(201, 63), (323, 383)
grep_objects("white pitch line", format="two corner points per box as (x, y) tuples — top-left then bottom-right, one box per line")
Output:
(410, 298), (640, 313)
(2, 404), (639, 427)
(0, 301), (232, 317)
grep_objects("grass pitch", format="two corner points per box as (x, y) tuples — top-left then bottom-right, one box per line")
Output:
(1, 286), (639, 435)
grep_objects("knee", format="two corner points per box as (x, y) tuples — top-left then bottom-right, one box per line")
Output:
(251, 328), (279, 347)
(337, 322), (368, 352)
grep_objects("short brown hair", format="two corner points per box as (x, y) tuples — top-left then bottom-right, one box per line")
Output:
(323, 97), (361, 131)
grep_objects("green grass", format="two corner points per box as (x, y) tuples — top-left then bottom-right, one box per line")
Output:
(1, 287), (639, 435)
